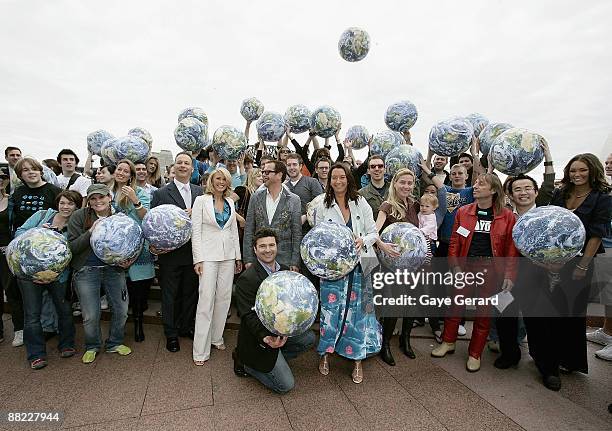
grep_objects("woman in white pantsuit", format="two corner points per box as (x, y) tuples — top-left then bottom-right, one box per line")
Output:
(192, 168), (242, 365)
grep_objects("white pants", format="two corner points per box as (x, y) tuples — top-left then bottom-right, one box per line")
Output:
(193, 260), (235, 361)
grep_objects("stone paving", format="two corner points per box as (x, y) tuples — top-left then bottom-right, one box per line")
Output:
(0, 317), (610, 431)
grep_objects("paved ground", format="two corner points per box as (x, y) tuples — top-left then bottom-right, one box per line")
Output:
(0, 316), (610, 431)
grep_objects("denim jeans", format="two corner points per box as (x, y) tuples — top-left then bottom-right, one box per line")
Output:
(18, 279), (75, 361)
(74, 266), (128, 352)
(244, 330), (315, 394)
(41, 290), (58, 333)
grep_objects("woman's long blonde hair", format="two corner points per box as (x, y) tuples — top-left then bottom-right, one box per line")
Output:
(205, 167), (232, 198)
(244, 168), (261, 194)
(385, 168), (416, 221)
(475, 173), (505, 214)
(145, 156), (162, 186)
(113, 159), (138, 209)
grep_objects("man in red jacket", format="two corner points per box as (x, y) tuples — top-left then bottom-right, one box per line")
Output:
(431, 173), (519, 372)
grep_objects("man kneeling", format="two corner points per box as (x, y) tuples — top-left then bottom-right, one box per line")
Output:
(233, 228), (315, 393)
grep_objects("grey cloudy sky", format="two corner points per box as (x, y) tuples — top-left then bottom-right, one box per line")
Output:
(1, 0), (611, 174)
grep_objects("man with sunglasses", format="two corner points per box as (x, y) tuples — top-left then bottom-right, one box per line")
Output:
(359, 155), (389, 216)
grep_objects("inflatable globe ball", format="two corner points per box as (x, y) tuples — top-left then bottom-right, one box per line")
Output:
(376, 222), (428, 271)
(212, 126), (247, 161)
(465, 113), (489, 137)
(512, 206), (586, 265)
(285, 104), (312, 134)
(346, 125), (370, 150)
(174, 117), (208, 152)
(385, 101), (418, 133)
(385, 145), (423, 179)
(310, 106), (341, 138)
(301, 221), (359, 280)
(6, 228), (72, 284)
(113, 135), (151, 164)
(128, 127), (153, 148)
(306, 193), (326, 227)
(338, 27), (370, 62)
(87, 130), (114, 156)
(478, 122), (513, 156)
(142, 204), (192, 252)
(90, 213), (144, 266)
(240, 97), (264, 122)
(490, 128), (545, 176)
(428, 117), (474, 157)
(178, 107), (208, 126)
(256, 111), (286, 142)
(370, 130), (405, 160)
(100, 137), (120, 166)
(255, 271), (319, 337)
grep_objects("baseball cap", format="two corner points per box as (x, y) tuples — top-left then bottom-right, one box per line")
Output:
(86, 183), (111, 199)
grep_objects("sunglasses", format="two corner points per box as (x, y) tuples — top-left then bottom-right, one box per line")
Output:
(369, 164), (384, 169)
(261, 170), (277, 175)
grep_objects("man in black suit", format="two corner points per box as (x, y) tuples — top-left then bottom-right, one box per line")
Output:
(234, 228), (315, 394)
(151, 152), (203, 352)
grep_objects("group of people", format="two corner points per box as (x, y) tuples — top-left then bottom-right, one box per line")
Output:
(1, 125), (611, 398)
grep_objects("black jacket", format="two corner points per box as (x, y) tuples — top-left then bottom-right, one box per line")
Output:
(150, 181), (203, 266)
(236, 261), (288, 372)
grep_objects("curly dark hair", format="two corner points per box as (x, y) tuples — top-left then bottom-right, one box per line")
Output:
(324, 163), (360, 209)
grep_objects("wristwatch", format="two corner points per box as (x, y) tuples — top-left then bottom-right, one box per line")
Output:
(544, 161), (553, 166)
(428, 172), (435, 179)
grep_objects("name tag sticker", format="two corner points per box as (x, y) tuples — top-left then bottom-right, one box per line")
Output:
(456, 226), (470, 237)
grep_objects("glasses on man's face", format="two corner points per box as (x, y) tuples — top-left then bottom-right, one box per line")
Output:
(369, 164), (384, 170)
(316, 166), (329, 171)
(513, 186), (535, 193)
(262, 170), (277, 175)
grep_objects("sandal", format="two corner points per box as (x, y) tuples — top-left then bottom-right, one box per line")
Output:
(352, 360), (363, 384)
(193, 359), (207, 366)
(31, 358), (48, 370)
(318, 354), (330, 376)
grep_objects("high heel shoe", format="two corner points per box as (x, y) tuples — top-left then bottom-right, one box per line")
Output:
(380, 342), (396, 366)
(352, 360), (363, 384)
(319, 354), (329, 376)
(399, 332), (416, 359)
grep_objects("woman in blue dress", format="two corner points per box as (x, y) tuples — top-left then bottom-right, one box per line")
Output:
(313, 163), (381, 384)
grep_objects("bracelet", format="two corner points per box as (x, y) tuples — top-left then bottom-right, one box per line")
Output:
(575, 264), (588, 271)
(134, 201), (143, 209)
(544, 161), (553, 166)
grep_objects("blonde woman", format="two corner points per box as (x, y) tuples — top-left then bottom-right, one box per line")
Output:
(145, 156), (165, 188)
(112, 159), (155, 342)
(191, 168), (242, 365)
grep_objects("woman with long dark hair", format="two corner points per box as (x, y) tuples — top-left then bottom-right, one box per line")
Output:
(312, 163), (381, 384)
(145, 156), (165, 188)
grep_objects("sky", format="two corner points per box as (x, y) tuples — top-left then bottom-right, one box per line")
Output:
(1, 0), (611, 177)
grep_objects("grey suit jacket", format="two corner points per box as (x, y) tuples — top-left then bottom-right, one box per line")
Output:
(242, 186), (302, 267)
(150, 181), (203, 266)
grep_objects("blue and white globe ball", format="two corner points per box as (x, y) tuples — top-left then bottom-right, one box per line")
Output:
(256, 111), (286, 142)
(6, 228), (72, 284)
(490, 128), (545, 176)
(240, 97), (264, 121)
(346, 125), (370, 150)
(338, 27), (370, 62)
(42, 165), (60, 188)
(255, 271), (319, 337)
(100, 137), (120, 166)
(385, 145), (423, 178)
(385, 100), (418, 132)
(371, 130), (406, 160)
(478, 122), (513, 156)
(310, 106), (341, 138)
(301, 221), (359, 280)
(212, 126), (247, 160)
(142, 204), (192, 252)
(174, 117), (208, 152)
(128, 127), (153, 149)
(90, 213), (144, 266)
(429, 117), (474, 157)
(285, 104), (311, 134)
(87, 130), (114, 156)
(377, 222), (428, 271)
(113, 135), (151, 163)
(178, 107), (208, 126)
(306, 193), (326, 227)
(513, 206), (586, 265)
(465, 113), (489, 137)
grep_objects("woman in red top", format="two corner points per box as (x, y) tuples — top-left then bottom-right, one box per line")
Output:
(431, 173), (519, 372)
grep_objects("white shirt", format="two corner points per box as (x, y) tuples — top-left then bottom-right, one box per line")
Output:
(513, 203), (536, 216)
(57, 173), (91, 197)
(174, 178), (192, 209)
(265, 187), (282, 224)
